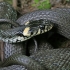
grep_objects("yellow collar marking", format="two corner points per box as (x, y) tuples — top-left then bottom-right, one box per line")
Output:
(23, 27), (30, 36)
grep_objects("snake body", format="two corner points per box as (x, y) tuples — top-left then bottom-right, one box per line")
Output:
(16, 8), (70, 40)
(0, 1), (26, 61)
(0, 2), (70, 70)
(30, 48), (70, 70)
(0, 1), (17, 21)
(0, 65), (27, 70)
(0, 48), (70, 70)
(0, 1), (19, 28)
(0, 19), (53, 43)
(0, 8), (70, 43)
(0, 54), (45, 70)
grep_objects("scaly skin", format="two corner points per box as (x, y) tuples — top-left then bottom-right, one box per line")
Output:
(0, 1), (17, 21)
(0, 48), (70, 70)
(16, 8), (70, 39)
(0, 1), (22, 61)
(3, 42), (26, 59)
(0, 19), (53, 43)
(0, 65), (27, 70)
(0, 54), (45, 70)
(0, 1), (19, 31)
(30, 48), (70, 70)
(1, 8), (70, 43)
(0, 6), (70, 70)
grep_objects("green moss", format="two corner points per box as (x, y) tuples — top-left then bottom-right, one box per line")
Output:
(32, 0), (51, 9)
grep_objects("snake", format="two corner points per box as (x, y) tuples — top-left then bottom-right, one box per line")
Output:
(0, 1), (24, 59)
(0, 48), (70, 70)
(0, 1), (26, 67)
(0, 2), (70, 69)
(0, 8), (70, 43)
(0, 1), (18, 24)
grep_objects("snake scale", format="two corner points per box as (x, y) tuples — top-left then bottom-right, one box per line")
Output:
(0, 1), (28, 60)
(0, 1), (25, 59)
(16, 8), (70, 40)
(0, 48), (70, 70)
(0, 8), (70, 43)
(0, 1), (19, 28)
(0, 1), (70, 70)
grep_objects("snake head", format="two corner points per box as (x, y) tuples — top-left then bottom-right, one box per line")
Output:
(0, 19), (53, 43)
(23, 19), (53, 37)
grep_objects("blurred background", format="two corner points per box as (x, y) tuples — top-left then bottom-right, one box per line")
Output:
(0, 0), (70, 14)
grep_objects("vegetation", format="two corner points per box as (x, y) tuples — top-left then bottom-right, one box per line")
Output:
(32, 0), (51, 9)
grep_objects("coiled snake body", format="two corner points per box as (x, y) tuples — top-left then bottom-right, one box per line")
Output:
(0, 1), (18, 27)
(0, 8), (70, 43)
(0, 2), (70, 70)
(1, 48), (70, 70)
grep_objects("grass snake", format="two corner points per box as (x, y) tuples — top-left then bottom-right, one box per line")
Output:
(0, 48), (70, 70)
(0, 8), (70, 43)
(0, 2), (70, 70)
